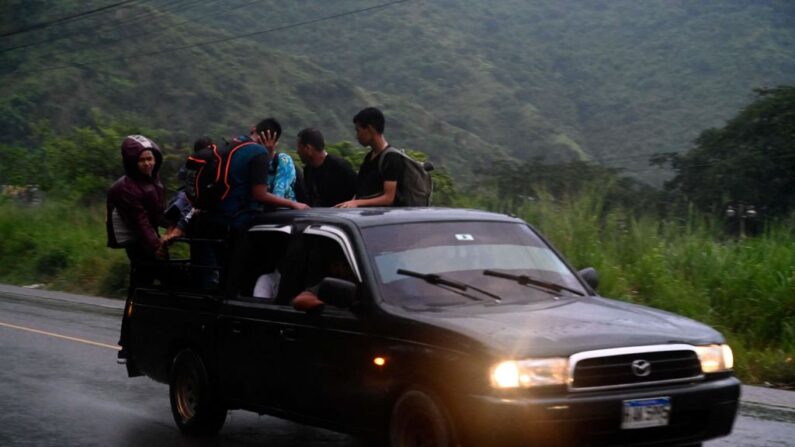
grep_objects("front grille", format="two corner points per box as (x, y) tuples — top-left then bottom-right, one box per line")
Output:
(572, 349), (701, 390)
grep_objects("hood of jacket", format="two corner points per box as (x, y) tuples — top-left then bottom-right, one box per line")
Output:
(121, 135), (163, 179)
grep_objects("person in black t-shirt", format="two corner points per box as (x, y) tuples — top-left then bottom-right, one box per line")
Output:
(336, 107), (405, 208)
(296, 128), (356, 207)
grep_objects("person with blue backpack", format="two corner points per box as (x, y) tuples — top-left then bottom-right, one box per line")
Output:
(188, 118), (309, 230)
(183, 119), (308, 288)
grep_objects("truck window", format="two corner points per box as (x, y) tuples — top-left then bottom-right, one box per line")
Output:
(362, 221), (586, 307)
(276, 233), (357, 305)
(238, 231), (291, 300)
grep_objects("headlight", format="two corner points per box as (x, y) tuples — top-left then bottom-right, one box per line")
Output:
(695, 344), (734, 373)
(490, 358), (569, 388)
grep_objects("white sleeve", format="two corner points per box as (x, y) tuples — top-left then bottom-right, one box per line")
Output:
(253, 273), (277, 299)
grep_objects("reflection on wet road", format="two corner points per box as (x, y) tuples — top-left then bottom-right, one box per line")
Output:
(0, 287), (793, 446)
(0, 291), (359, 447)
(708, 402), (795, 446)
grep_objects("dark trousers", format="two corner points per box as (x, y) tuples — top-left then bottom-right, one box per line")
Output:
(189, 213), (230, 290)
(118, 246), (159, 353)
(125, 246), (159, 292)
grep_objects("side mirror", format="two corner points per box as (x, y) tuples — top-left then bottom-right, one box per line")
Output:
(578, 267), (599, 291)
(317, 277), (357, 309)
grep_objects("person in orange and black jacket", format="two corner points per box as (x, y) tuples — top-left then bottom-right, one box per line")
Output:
(106, 135), (167, 361)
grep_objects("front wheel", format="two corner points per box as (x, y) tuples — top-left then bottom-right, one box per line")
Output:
(389, 388), (455, 447)
(169, 349), (227, 436)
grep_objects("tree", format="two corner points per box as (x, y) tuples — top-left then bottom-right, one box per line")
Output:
(490, 158), (661, 215)
(653, 86), (795, 217)
(25, 116), (165, 204)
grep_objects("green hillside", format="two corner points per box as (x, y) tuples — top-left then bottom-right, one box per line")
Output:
(2, 0), (794, 185)
(240, 0), (795, 178)
(0, 1), (514, 184)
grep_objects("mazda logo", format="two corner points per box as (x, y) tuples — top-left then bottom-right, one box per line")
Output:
(631, 359), (652, 377)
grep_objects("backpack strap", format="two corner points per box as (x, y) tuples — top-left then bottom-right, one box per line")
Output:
(212, 144), (223, 182)
(186, 155), (208, 201)
(376, 145), (398, 176)
(220, 141), (256, 200)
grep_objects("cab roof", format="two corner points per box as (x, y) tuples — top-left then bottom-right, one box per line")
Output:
(248, 207), (523, 229)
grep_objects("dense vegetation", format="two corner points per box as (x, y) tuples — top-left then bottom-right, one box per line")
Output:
(1, 186), (793, 387)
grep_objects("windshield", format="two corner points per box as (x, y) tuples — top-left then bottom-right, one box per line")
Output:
(362, 221), (587, 307)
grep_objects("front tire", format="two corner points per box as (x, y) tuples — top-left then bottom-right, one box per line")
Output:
(169, 349), (227, 436)
(389, 388), (455, 447)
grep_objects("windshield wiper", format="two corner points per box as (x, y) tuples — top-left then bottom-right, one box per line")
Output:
(483, 269), (584, 297)
(396, 269), (501, 303)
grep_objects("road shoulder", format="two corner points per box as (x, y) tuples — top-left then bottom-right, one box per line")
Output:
(742, 385), (795, 412)
(0, 283), (123, 310)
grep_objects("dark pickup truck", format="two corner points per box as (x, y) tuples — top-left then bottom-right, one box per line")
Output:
(124, 208), (739, 447)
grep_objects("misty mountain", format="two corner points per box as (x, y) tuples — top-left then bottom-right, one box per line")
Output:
(2, 0), (793, 185)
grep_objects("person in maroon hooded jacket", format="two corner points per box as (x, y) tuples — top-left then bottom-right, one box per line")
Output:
(106, 134), (168, 275)
(106, 135), (167, 361)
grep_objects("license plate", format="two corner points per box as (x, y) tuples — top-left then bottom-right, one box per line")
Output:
(621, 397), (671, 429)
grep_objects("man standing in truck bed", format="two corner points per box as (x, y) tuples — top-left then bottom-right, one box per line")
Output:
(336, 107), (405, 208)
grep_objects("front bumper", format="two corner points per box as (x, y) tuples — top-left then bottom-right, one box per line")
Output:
(456, 376), (740, 447)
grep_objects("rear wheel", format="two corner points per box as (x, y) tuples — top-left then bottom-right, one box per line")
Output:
(169, 349), (227, 436)
(389, 388), (454, 447)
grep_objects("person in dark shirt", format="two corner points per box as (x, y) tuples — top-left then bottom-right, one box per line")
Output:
(336, 107), (405, 208)
(296, 128), (356, 207)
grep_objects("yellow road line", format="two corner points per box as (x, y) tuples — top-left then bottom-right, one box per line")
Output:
(0, 321), (120, 350)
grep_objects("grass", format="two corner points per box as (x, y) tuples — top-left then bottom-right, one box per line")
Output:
(0, 194), (793, 387)
(503, 189), (795, 388)
(0, 200), (129, 297)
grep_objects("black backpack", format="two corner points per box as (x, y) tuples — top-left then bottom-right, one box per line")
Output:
(378, 146), (434, 207)
(184, 140), (257, 210)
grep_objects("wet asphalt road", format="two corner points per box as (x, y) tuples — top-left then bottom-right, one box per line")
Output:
(0, 285), (794, 447)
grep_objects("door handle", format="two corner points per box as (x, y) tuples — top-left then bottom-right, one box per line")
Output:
(230, 320), (244, 335)
(279, 328), (297, 342)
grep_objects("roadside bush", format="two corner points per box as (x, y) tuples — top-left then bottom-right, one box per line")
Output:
(34, 248), (71, 277)
(98, 257), (131, 298)
(0, 202), (119, 293)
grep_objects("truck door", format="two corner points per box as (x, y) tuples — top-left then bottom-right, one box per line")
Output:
(217, 224), (293, 410)
(274, 225), (379, 430)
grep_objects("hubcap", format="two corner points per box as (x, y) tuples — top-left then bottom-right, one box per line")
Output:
(176, 366), (199, 421)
